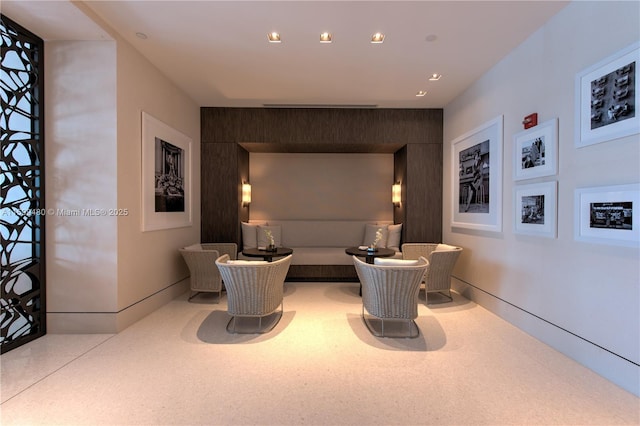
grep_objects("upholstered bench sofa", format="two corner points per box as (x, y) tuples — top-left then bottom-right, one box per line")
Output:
(238, 220), (403, 281)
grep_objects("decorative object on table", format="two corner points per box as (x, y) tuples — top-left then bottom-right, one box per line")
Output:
(513, 118), (558, 181)
(402, 243), (462, 304)
(264, 228), (276, 252)
(575, 41), (639, 148)
(362, 224), (389, 249)
(451, 115), (503, 233)
(141, 112), (192, 231)
(352, 255), (429, 338)
(215, 254), (292, 334)
(367, 227), (383, 252)
(257, 225), (282, 249)
(574, 183), (639, 247)
(514, 182), (557, 238)
(179, 243), (237, 302)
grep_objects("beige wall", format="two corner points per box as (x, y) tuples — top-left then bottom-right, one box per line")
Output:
(250, 153), (393, 221)
(443, 1), (639, 395)
(114, 25), (201, 323)
(44, 3), (201, 332)
(45, 40), (119, 331)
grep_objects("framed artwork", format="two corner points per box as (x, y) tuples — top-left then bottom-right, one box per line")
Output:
(451, 115), (503, 233)
(514, 181), (557, 238)
(575, 41), (639, 148)
(141, 111), (192, 232)
(513, 118), (558, 181)
(575, 183), (639, 247)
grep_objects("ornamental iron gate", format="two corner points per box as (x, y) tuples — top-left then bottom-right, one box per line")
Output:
(1, 15), (46, 353)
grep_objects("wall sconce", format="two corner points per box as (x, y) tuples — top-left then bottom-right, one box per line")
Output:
(392, 184), (401, 206)
(242, 183), (251, 206)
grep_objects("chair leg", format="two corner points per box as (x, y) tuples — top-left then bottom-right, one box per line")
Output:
(425, 290), (453, 305)
(188, 290), (221, 303)
(361, 305), (419, 339)
(226, 302), (283, 334)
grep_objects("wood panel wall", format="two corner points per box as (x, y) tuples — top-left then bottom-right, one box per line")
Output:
(201, 107), (443, 255)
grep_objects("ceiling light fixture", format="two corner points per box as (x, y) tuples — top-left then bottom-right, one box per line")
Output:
(429, 73), (442, 81)
(267, 32), (281, 43)
(416, 91), (427, 97)
(320, 32), (332, 43)
(371, 33), (385, 43)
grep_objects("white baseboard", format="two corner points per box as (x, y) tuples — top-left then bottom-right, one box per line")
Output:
(452, 277), (640, 397)
(47, 279), (189, 334)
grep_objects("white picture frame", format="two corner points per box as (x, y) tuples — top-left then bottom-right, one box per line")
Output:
(141, 111), (192, 232)
(575, 183), (639, 247)
(575, 41), (639, 148)
(514, 181), (557, 238)
(513, 118), (558, 181)
(451, 115), (503, 233)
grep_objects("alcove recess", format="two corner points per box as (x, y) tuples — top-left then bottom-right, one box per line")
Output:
(201, 107), (443, 280)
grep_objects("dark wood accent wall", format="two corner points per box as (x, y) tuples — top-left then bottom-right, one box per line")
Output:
(202, 107), (441, 146)
(201, 107), (443, 253)
(405, 143), (443, 242)
(201, 143), (249, 243)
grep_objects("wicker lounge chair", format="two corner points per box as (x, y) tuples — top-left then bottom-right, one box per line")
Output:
(215, 254), (292, 334)
(402, 243), (462, 304)
(179, 243), (237, 302)
(352, 255), (429, 338)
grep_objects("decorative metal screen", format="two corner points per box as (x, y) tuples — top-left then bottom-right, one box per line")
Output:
(1, 15), (46, 353)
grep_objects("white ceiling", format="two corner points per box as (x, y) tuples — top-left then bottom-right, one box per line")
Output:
(4, 1), (569, 108)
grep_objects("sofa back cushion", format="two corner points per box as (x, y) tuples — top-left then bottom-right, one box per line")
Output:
(386, 223), (402, 251)
(241, 221), (266, 248)
(249, 220), (393, 248)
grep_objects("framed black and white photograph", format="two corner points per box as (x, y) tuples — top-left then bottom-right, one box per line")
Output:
(514, 181), (557, 238)
(575, 183), (639, 247)
(575, 41), (639, 148)
(141, 111), (192, 232)
(451, 115), (503, 233)
(513, 118), (558, 181)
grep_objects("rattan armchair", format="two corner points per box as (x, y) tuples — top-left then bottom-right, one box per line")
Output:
(215, 254), (292, 334)
(402, 243), (462, 304)
(179, 243), (237, 302)
(352, 255), (429, 338)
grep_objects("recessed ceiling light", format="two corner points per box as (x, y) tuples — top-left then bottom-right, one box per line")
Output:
(268, 32), (281, 43)
(416, 91), (427, 97)
(135, 32), (148, 40)
(320, 32), (332, 43)
(371, 33), (385, 43)
(429, 73), (442, 81)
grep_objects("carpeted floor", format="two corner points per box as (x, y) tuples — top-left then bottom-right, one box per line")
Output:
(1, 282), (638, 425)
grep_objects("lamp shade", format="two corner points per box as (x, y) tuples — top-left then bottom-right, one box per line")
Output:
(242, 183), (251, 205)
(392, 184), (401, 205)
